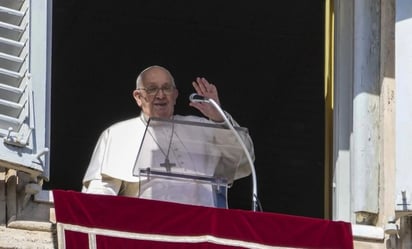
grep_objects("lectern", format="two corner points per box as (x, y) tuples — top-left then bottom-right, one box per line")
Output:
(132, 117), (250, 208)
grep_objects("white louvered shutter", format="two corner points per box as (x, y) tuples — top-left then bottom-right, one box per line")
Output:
(0, 0), (51, 180)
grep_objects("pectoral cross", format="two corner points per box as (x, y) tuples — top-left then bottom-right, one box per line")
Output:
(160, 158), (176, 172)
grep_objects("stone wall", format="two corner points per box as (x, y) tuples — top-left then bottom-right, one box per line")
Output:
(0, 168), (57, 249)
(0, 226), (56, 249)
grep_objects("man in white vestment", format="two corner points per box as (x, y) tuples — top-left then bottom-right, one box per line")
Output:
(82, 65), (255, 208)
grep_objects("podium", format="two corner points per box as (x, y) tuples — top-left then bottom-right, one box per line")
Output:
(132, 117), (251, 208)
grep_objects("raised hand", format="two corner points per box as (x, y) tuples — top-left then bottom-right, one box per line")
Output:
(189, 77), (223, 122)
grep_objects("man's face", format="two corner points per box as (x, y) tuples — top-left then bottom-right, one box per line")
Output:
(133, 67), (178, 119)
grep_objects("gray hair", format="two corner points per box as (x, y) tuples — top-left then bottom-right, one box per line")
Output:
(136, 65), (175, 89)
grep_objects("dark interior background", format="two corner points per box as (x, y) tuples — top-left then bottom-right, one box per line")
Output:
(46, 1), (325, 218)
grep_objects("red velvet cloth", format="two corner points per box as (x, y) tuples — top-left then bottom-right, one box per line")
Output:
(53, 190), (353, 249)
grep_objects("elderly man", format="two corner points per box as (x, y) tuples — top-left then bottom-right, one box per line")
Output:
(82, 65), (254, 207)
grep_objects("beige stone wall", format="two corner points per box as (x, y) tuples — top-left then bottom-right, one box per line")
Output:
(353, 0), (396, 248)
(0, 167), (57, 249)
(354, 240), (386, 249)
(0, 225), (56, 249)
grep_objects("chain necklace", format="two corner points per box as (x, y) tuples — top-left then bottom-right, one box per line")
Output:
(141, 115), (176, 172)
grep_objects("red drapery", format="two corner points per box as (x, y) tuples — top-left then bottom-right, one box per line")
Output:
(53, 190), (353, 249)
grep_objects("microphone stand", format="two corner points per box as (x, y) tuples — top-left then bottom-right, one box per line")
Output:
(190, 94), (259, 211)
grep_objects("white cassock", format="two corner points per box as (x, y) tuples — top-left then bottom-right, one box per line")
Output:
(82, 114), (254, 208)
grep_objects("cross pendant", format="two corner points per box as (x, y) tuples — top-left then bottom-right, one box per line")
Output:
(160, 158), (176, 172)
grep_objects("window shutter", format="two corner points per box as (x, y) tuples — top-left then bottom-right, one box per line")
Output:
(0, 0), (51, 180)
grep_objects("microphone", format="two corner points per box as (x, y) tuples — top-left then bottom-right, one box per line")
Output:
(189, 93), (210, 103)
(188, 92), (260, 211)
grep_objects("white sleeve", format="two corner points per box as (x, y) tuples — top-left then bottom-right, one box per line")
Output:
(213, 112), (255, 180)
(82, 129), (109, 184)
(82, 177), (122, 195)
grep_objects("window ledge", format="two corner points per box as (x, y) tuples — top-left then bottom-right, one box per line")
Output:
(352, 224), (385, 241)
(34, 189), (54, 204)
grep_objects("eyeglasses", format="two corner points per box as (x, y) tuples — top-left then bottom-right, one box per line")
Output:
(137, 85), (175, 96)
